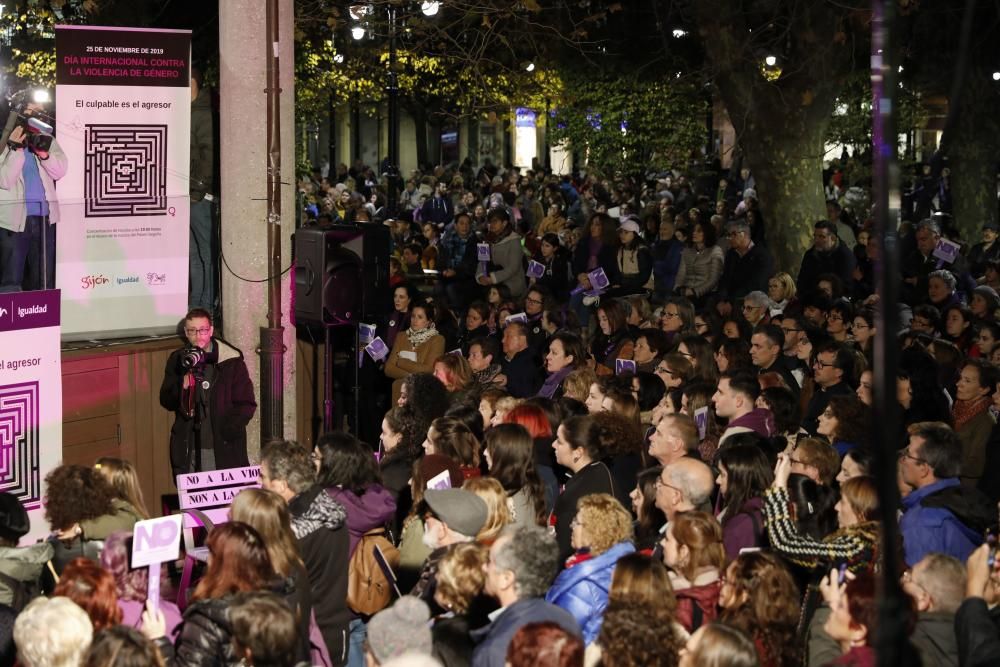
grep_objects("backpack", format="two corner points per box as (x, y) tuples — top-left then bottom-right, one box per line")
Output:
(346, 527), (400, 616)
(0, 569), (42, 613)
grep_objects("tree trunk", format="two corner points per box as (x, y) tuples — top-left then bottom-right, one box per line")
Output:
(686, 0), (862, 275)
(743, 127), (829, 274)
(942, 70), (1000, 242)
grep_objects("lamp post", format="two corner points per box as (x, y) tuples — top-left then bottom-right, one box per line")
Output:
(350, 1), (439, 219)
(385, 2), (400, 218)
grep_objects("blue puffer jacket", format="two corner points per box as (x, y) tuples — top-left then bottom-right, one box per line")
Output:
(544, 541), (635, 644)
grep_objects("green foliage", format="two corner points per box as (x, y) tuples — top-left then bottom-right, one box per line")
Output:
(548, 72), (707, 175)
(825, 71), (925, 153)
(1, 1), (94, 90)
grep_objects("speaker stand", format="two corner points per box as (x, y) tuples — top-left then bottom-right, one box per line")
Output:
(323, 326), (334, 433)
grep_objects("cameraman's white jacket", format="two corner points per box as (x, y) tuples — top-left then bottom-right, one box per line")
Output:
(0, 137), (67, 232)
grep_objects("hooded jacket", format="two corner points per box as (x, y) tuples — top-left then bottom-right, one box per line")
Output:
(719, 408), (775, 447)
(672, 573), (722, 633)
(0, 543), (52, 607)
(470, 597), (580, 667)
(545, 541), (635, 644)
(159, 338), (257, 475)
(326, 484), (396, 557)
(900, 478), (987, 566)
(289, 486), (350, 666)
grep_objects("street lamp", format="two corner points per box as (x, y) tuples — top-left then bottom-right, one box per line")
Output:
(525, 62), (535, 72)
(347, 2), (439, 218)
(764, 55), (777, 67)
(993, 71), (1000, 81)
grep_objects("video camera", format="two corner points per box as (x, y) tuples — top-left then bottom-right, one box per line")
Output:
(181, 347), (207, 370)
(2, 89), (55, 153)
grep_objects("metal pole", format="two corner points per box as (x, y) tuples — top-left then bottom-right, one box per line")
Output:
(871, 1), (905, 664)
(385, 4), (400, 218)
(260, 0), (285, 443)
(328, 91), (336, 177)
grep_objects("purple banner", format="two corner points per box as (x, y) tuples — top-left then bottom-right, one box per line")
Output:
(0, 290), (61, 333)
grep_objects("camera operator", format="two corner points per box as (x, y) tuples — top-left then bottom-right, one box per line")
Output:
(0, 91), (66, 293)
(159, 308), (257, 476)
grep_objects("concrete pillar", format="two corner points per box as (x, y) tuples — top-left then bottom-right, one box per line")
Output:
(219, 0), (297, 459)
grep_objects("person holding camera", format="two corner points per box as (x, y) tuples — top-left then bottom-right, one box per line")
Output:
(0, 91), (66, 293)
(159, 308), (256, 476)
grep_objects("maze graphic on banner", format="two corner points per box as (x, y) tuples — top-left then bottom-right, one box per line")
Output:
(0, 382), (41, 510)
(84, 124), (168, 217)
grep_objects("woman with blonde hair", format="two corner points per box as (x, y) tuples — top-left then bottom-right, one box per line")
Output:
(432, 353), (475, 398)
(768, 272), (797, 311)
(461, 477), (512, 544)
(545, 493), (635, 644)
(229, 488), (312, 661)
(563, 368), (598, 403)
(93, 457), (150, 520)
(431, 542), (487, 664)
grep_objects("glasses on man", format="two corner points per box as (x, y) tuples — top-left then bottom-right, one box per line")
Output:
(654, 476), (681, 494)
(813, 359), (837, 368)
(185, 328), (211, 335)
(742, 305), (761, 312)
(899, 449), (927, 465)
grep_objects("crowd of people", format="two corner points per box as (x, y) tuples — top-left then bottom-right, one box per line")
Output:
(4, 157), (1000, 666)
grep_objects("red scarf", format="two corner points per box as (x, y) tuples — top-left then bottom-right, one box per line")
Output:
(953, 396), (991, 433)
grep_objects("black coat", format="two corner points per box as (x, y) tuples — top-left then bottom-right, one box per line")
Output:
(501, 349), (543, 398)
(796, 242), (856, 295)
(159, 338), (257, 476)
(289, 486), (350, 667)
(718, 244), (773, 300)
(551, 461), (616, 563)
(166, 596), (238, 667)
(956, 597), (1000, 667)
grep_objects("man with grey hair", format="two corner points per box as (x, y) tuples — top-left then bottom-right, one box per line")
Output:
(260, 441), (350, 666)
(904, 553), (965, 666)
(472, 525), (581, 667)
(654, 457), (715, 523)
(902, 218), (973, 306)
(741, 290), (773, 327)
(718, 219), (773, 300)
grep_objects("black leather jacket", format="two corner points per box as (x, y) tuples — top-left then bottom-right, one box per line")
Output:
(159, 596), (237, 667)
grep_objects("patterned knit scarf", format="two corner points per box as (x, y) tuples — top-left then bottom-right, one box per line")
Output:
(405, 324), (439, 348)
(953, 396), (991, 433)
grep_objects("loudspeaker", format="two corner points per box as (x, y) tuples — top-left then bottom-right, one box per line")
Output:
(294, 224), (391, 327)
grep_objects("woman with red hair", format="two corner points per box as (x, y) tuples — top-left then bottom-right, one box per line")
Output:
(53, 557), (122, 632)
(142, 522), (277, 665)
